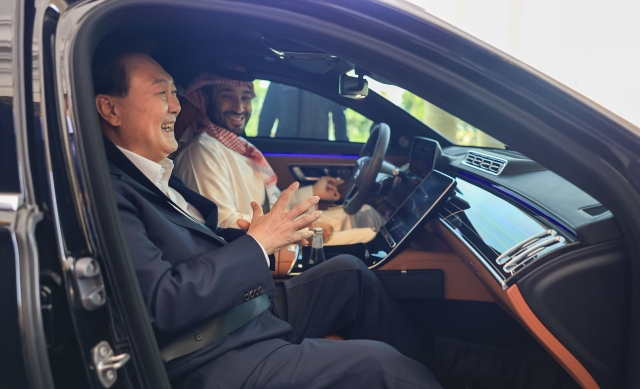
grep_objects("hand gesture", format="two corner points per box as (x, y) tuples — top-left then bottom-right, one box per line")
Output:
(312, 176), (343, 202)
(237, 182), (322, 254)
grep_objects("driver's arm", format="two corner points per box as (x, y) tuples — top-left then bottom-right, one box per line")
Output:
(287, 184), (314, 208)
(311, 176), (341, 202)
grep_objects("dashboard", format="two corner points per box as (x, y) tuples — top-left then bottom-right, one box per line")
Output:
(287, 138), (620, 284)
(280, 137), (625, 388)
(436, 146), (625, 389)
(437, 146), (623, 287)
(438, 177), (577, 288)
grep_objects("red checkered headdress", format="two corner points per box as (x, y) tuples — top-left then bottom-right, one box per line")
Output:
(184, 71), (277, 189)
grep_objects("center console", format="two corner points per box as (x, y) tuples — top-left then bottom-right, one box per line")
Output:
(287, 137), (456, 275)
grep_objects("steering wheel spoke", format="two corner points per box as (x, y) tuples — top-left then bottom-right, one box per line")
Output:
(343, 123), (390, 215)
(344, 182), (357, 202)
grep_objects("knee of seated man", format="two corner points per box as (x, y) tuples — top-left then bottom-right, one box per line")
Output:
(301, 255), (375, 289)
(322, 255), (379, 286)
(345, 340), (410, 369)
(326, 254), (368, 272)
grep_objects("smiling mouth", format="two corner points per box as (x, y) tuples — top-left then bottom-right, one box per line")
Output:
(225, 113), (246, 125)
(161, 122), (175, 132)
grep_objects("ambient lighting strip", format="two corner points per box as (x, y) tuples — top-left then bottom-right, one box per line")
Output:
(263, 153), (359, 159)
(506, 285), (599, 389)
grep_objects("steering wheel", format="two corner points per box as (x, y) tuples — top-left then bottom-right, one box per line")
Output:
(343, 123), (390, 215)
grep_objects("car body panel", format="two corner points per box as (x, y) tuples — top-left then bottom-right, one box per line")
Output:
(5, 0), (639, 388)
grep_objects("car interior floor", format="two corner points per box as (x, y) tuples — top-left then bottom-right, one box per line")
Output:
(397, 299), (581, 389)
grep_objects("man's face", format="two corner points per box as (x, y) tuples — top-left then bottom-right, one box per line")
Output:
(109, 54), (181, 162)
(209, 84), (253, 134)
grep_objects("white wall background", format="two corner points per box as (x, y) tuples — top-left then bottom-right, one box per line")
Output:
(407, 0), (640, 127)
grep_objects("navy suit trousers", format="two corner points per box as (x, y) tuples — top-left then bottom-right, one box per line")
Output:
(174, 256), (442, 389)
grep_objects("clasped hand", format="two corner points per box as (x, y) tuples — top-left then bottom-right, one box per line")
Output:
(237, 182), (322, 254)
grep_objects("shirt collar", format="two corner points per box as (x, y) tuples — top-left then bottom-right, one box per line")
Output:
(116, 146), (174, 195)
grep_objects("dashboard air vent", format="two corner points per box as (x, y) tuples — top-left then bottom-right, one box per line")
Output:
(462, 151), (507, 175)
(496, 230), (565, 274)
(580, 204), (608, 217)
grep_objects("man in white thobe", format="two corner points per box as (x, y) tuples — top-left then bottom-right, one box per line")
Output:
(174, 68), (384, 245)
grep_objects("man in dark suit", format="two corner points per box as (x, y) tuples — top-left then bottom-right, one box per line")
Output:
(93, 41), (441, 388)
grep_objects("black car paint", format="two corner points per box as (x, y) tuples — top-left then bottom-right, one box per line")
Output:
(3, 0), (640, 388)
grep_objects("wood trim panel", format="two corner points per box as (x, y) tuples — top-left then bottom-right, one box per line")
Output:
(506, 285), (599, 389)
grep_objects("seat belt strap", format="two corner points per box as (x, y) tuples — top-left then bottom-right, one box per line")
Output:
(160, 294), (271, 363)
(262, 187), (270, 214)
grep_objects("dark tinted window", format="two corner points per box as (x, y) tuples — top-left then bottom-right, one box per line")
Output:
(246, 81), (373, 143)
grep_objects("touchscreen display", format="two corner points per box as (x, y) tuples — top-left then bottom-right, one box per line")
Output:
(382, 170), (455, 245)
(409, 137), (440, 178)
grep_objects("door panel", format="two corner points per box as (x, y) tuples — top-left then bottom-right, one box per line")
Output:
(251, 137), (362, 155)
(258, 139), (409, 184)
(288, 164), (355, 185)
(267, 156), (357, 187)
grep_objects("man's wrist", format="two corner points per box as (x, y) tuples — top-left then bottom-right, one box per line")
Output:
(246, 233), (271, 266)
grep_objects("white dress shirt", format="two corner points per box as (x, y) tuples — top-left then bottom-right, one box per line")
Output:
(117, 146), (270, 265)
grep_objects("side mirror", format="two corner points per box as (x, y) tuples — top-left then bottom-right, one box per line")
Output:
(339, 74), (368, 99)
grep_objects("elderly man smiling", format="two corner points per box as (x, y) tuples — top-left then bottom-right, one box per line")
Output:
(93, 35), (441, 389)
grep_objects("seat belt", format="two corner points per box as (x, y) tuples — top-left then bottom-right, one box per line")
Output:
(262, 187), (270, 214)
(160, 294), (271, 363)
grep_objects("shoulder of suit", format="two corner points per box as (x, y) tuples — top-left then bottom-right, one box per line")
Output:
(108, 174), (138, 201)
(108, 161), (125, 178)
(108, 163), (145, 195)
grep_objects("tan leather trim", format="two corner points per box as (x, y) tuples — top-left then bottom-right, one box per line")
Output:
(270, 249), (279, 278)
(271, 244), (297, 279)
(433, 219), (599, 388)
(272, 219), (599, 388)
(432, 220), (516, 305)
(506, 285), (599, 389)
(378, 245), (494, 302)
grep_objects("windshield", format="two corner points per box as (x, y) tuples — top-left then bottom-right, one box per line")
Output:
(366, 76), (505, 149)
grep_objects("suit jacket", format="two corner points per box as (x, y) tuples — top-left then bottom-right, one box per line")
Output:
(105, 138), (292, 384)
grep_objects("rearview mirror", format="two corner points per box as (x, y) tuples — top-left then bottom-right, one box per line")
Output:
(339, 74), (368, 99)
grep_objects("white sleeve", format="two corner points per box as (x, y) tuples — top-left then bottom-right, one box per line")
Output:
(289, 184), (315, 209)
(176, 142), (252, 228)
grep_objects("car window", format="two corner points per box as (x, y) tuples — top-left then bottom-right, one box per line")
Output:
(246, 81), (373, 143)
(364, 75), (506, 149)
